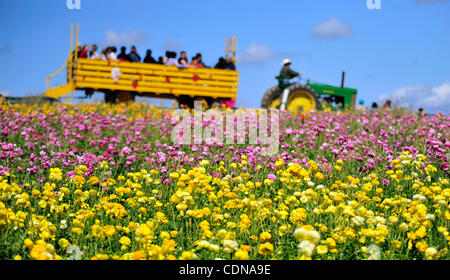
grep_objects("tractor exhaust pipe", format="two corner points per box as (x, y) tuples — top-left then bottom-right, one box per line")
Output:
(341, 71), (345, 88)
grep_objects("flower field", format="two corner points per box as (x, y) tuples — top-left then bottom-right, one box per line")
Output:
(0, 101), (449, 260)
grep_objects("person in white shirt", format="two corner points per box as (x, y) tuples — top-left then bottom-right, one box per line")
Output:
(107, 47), (118, 61)
(89, 44), (99, 59)
(165, 51), (182, 67)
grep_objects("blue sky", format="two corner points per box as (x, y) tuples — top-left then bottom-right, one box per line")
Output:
(0, 0), (449, 112)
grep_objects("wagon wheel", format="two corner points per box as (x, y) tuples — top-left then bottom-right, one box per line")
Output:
(116, 91), (135, 103)
(177, 96), (212, 110)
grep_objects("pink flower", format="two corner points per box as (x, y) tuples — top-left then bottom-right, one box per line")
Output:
(121, 147), (132, 155)
(268, 174), (276, 180)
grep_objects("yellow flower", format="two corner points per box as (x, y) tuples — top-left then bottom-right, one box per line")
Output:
(58, 238), (70, 250)
(325, 238), (336, 248)
(290, 208), (307, 225)
(24, 238), (34, 249)
(72, 175), (85, 187)
(234, 249), (249, 260)
(49, 168), (63, 181)
(258, 243), (274, 256)
(159, 231), (171, 240)
(391, 240), (402, 250)
(136, 224), (152, 237)
(72, 227), (83, 235)
(119, 236), (131, 246)
(101, 225), (116, 237)
(179, 251), (196, 260)
(88, 176), (99, 185)
(316, 245), (328, 255)
(259, 232), (272, 242)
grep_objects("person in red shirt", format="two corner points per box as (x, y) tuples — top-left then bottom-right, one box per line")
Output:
(78, 45), (89, 58)
(191, 56), (204, 68)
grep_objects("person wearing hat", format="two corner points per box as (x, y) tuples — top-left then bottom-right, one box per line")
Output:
(356, 99), (366, 112)
(279, 59), (301, 81)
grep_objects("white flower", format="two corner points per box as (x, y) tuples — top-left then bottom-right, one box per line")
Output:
(197, 240), (210, 250)
(316, 185), (325, 190)
(367, 245), (381, 260)
(60, 220), (68, 229)
(351, 216), (365, 227)
(298, 240), (315, 257)
(307, 230), (321, 244)
(293, 228), (321, 244)
(373, 216), (386, 225)
(424, 214), (435, 221)
(425, 247), (438, 259)
(208, 244), (220, 252)
(412, 194), (426, 201)
(223, 240), (239, 254)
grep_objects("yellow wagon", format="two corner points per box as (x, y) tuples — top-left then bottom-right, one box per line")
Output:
(45, 24), (239, 107)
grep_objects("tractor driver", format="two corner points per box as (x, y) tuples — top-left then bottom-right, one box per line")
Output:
(279, 59), (302, 82)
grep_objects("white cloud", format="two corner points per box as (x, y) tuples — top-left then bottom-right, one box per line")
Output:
(312, 17), (353, 39)
(383, 82), (450, 113)
(104, 30), (148, 46)
(0, 43), (11, 53)
(237, 44), (273, 64)
(163, 38), (182, 50)
(414, 0), (447, 4)
(0, 89), (10, 97)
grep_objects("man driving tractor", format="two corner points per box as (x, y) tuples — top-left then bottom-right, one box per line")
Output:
(279, 59), (302, 82)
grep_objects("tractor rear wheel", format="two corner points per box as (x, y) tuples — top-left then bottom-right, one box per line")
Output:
(261, 86), (282, 109)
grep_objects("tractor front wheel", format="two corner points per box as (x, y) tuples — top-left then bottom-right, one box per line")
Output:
(261, 84), (320, 113)
(284, 84), (320, 113)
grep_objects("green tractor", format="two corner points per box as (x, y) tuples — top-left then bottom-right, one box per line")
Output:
(261, 72), (357, 113)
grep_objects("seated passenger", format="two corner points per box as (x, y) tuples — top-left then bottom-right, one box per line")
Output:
(214, 57), (226, 69)
(191, 55), (204, 68)
(89, 44), (99, 59)
(117, 46), (130, 61)
(128, 46), (141, 62)
(157, 56), (164, 64)
(75, 45), (82, 58)
(163, 51), (170, 64)
(100, 49), (107, 61)
(165, 51), (182, 67)
(195, 53), (207, 67)
(224, 55), (236, 70)
(79, 45), (89, 58)
(178, 51), (191, 67)
(144, 49), (157, 63)
(107, 47), (118, 61)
